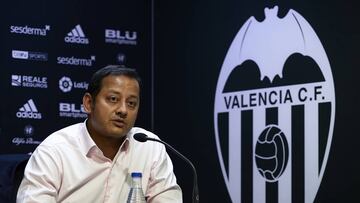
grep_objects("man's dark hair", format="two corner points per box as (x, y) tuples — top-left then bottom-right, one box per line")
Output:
(86, 65), (141, 99)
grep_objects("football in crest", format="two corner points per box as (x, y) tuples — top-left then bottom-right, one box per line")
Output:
(255, 125), (289, 182)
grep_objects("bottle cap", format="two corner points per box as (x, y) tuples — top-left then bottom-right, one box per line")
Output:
(131, 172), (142, 178)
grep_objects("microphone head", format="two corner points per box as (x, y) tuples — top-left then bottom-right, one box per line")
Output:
(133, 133), (148, 142)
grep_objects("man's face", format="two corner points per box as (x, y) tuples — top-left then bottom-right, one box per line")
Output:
(85, 75), (140, 140)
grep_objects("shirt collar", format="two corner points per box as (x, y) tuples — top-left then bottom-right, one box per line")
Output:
(79, 120), (131, 157)
(120, 136), (130, 153)
(79, 120), (97, 157)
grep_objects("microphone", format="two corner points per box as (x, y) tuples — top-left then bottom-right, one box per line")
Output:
(133, 133), (199, 203)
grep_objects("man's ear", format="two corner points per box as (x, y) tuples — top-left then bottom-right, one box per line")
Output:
(83, 93), (93, 113)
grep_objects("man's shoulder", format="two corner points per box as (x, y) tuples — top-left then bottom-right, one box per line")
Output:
(41, 122), (84, 146)
(129, 127), (160, 139)
(128, 127), (164, 152)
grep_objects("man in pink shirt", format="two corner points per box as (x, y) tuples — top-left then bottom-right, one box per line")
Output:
(17, 65), (182, 203)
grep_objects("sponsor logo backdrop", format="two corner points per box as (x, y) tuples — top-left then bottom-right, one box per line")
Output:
(0, 1), (151, 154)
(1, 1), (359, 202)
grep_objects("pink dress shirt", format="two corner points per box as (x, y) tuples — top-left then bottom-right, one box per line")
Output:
(16, 122), (182, 203)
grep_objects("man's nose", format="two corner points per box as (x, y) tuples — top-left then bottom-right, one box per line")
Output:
(116, 101), (128, 117)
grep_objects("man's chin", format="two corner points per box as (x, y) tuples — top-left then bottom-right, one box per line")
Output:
(109, 129), (128, 138)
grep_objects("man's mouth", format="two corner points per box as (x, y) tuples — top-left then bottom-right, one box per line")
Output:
(112, 119), (125, 128)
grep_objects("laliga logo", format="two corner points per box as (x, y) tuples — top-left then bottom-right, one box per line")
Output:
(59, 76), (73, 92)
(214, 6), (335, 203)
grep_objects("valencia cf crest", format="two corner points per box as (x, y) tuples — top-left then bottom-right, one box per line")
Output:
(214, 6), (335, 203)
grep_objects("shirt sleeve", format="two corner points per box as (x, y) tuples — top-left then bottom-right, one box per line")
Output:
(16, 145), (61, 203)
(146, 144), (183, 203)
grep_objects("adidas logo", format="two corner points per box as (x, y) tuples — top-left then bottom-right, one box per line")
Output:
(68, 24), (85, 37)
(16, 99), (42, 119)
(64, 24), (89, 44)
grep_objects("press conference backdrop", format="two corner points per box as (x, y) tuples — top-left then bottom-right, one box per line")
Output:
(153, 0), (360, 203)
(1, 0), (360, 203)
(0, 0), (151, 153)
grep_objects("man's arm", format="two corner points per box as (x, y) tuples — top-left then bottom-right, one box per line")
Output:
(146, 145), (183, 203)
(17, 145), (61, 203)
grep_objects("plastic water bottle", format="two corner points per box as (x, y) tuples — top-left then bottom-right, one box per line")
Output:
(127, 172), (146, 203)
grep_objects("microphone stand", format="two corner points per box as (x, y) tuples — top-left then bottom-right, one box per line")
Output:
(145, 137), (199, 203)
